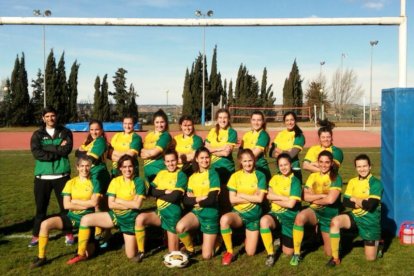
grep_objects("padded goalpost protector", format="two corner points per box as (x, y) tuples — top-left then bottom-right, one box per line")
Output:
(381, 88), (414, 236)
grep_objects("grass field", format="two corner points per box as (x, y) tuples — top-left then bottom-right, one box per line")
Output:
(1, 148), (412, 275)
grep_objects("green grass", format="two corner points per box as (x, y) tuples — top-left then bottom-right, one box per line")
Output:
(1, 148), (411, 276)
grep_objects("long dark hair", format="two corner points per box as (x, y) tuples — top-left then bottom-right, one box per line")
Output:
(317, 119), (335, 137)
(84, 119), (107, 146)
(214, 108), (231, 142)
(153, 109), (169, 131)
(284, 111), (302, 137)
(192, 147), (211, 173)
(318, 150), (338, 181)
(251, 110), (266, 131)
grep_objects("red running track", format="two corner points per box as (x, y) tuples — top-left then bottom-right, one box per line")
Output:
(0, 129), (380, 151)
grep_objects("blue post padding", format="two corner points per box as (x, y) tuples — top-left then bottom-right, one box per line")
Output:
(381, 88), (414, 236)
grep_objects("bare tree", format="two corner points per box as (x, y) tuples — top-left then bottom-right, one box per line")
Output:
(330, 68), (363, 116)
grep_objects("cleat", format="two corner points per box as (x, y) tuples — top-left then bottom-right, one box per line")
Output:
(265, 254), (275, 267)
(131, 251), (145, 263)
(30, 257), (47, 269)
(273, 238), (281, 252)
(65, 233), (75, 245)
(290, 254), (301, 266)
(222, 251), (234, 265)
(66, 254), (87, 265)
(180, 247), (195, 258)
(377, 240), (384, 258)
(28, 236), (39, 247)
(326, 257), (341, 267)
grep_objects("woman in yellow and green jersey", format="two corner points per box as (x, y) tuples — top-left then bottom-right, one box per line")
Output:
(66, 155), (146, 264)
(109, 116), (142, 177)
(240, 111), (271, 182)
(172, 115), (203, 176)
(259, 153), (302, 267)
(30, 157), (100, 268)
(220, 149), (267, 265)
(134, 149), (187, 262)
(327, 154), (383, 267)
(141, 109), (172, 185)
(302, 119), (343, 173)
(205, 108), (237, 214)
(270, 111), (305, 182)
(290, 150), (342, 266)
(176, 147), (220, 260)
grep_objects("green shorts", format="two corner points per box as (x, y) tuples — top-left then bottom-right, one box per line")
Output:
(66, 210), (93, 229)
(268, 209), (298, 238)
(311, 206), (339, 233)
(91, 166), (111, 194)
(157, 203), (182, 234)
(234, 205), (262, 231)
(192, 207), (219, 234)
(108, 209), (139, 234)
(348, 209), (381, 241)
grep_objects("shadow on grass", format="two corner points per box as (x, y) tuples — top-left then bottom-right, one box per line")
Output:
(0, 219), (34, 235)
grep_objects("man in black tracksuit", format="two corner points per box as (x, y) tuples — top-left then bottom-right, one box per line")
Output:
(29, 106), (73, 246)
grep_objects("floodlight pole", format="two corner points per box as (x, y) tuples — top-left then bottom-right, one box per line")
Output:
(195, 10), (213, 126)
(33, 9), (52, 108)
(369, 40), (378, 126)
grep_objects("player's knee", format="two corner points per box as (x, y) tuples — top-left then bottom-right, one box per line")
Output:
(220, 215), (231, 227)
(260, 216), (271, 228)
(175, 222), (186, 234)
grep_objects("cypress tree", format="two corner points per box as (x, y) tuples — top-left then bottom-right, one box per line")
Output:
(93, 75), (102, 120)
(30, 69), (45, 124)
(127, 84), (138, 120)
(228, 79), (234, 107)
(45, 49), (56, 108)
(56, 53), (68, 123)
(182, 68), (192, 116)
(67, 60), (80, 122)
(10, 54), (31, 125)
(111, 68), (128, 121)
(101, 74), (110, 122)
(191, 55), (203, 123)
(283, 59), (303, 112)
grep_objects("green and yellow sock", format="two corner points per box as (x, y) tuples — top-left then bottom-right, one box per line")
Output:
(260, 228), (274, 255)
(330, 232), (341, 259)
(77, 226), (90, 256)
(38, 234), (48, 258)
(221, 228), (233, 254)
(292, 225), (304, 255)
(178, 232), (194, 252)
(135, 227), (145, 252)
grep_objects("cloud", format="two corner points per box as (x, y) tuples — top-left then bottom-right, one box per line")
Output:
(363, 1), (385, 10)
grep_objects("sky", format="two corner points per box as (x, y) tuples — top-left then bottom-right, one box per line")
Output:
(0, 0), (413, 106)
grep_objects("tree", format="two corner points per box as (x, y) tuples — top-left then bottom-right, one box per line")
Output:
(110, 68), (129, 121)
(234, 64), (260, 121)
(45, 49), (56, 108)
(30, 69), (44, 124)
(9, 54), (31, 125)
(283, 59), (303, 112)
(0, 78), (12, 126)
(127, 84), (138, 119)
(67, 60), (80, 122)
(259, 67), (276, 117)
(305, 81), (330, 119)
(207, 46), (223, 120)
(101, 74), (110, 122)
(190, 55), (203, 123)
(182, 68), (193, 116)
(330, 68), (363, 116)
(227, 79), (234, 107)
(55, 53), (69, 123)
(93, 75), (102, 120)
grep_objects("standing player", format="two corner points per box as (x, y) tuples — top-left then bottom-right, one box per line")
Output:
(302, 119), (343, 173)
(176, 147), (221, 260)
(205, 108), (237, 214)
(30, 157), (100, 268)
(259, 153), (302, 267)
(109, 116), (142, 177)
(141, 109), (172, 185)
(134, 149), (187, 262)
(30, 106), (73, 247)
(67, 155), (146, 264)
(240, 111), (271, 181)
(290, 150), (342, 266)
(327, 154), (383, 267)
(270, 111), (305, 182)
(220, 149), (267, 265)
(172, 115), (203, 176)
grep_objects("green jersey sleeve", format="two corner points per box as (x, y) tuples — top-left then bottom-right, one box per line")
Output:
(156, 131), (172, 150)
(134, 177), (147, 196)
(208, 168), (221, 191)
(192, 135), (204, 150)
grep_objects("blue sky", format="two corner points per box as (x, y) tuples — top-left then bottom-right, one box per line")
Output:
(0, 0), (412, 106)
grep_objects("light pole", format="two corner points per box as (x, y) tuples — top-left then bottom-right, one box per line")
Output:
(319, 61), (325, 76)
(33, 9), (52, 108)
(166, 90), (169, 106)
(369, 40), (378, 126)
(195, 9), (213, 126)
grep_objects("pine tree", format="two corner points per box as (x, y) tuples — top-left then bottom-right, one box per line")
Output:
(228, 79), (234, 107)
(206, 46), (223, 120)
(93, 75), (102, 120)
(191, 56), (203, 123)
(260, 67), (276, 117)
(305, 81), (331, 119)
(67, 61), (80, 122)
(283, 59), (303, 113)
(1, 78), (12, 126)
(110, 68), (129, 121)
(127, 84), (138, 119)
(30, 69), (44, 124)
(222, 78), (227, 108)
(101, 74), (110, 122)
